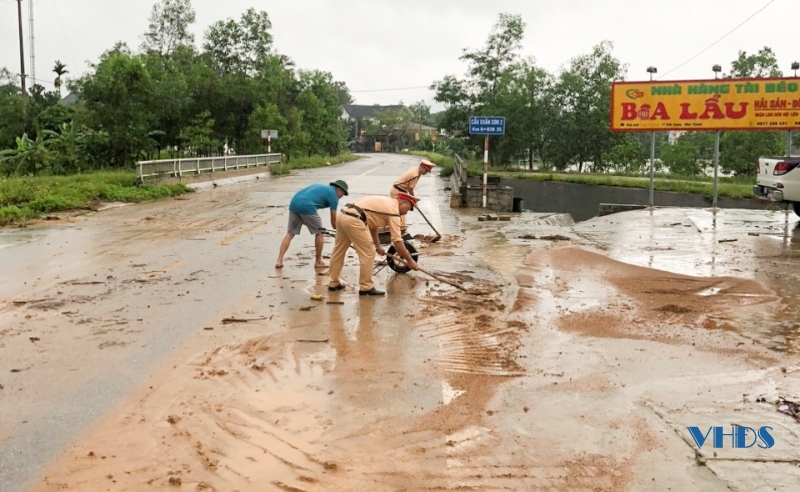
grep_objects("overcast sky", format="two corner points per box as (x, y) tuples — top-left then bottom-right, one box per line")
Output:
(1, 0), (796, 110)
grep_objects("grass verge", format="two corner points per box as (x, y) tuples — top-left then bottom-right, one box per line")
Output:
(0, 171), (190, 227)
(408, 152), (756, 201)
(501, 172), (755, 201)
(269, 153), (360, 176)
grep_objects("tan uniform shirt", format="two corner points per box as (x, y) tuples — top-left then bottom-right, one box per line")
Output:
(393, 166), (421, 194)
(351, 196), (403, 243)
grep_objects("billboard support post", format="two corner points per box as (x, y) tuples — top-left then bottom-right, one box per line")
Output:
(711, 64), (722, 210)
(713, 131), (720, 208)
(647, 66), (657, 208)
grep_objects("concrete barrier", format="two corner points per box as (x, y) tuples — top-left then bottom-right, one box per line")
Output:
(598, 203), (648, 216)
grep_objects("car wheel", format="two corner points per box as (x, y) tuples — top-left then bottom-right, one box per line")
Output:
(793, 202), (800, 217)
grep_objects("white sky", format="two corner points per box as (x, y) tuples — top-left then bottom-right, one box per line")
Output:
(0, 0), (797, 111)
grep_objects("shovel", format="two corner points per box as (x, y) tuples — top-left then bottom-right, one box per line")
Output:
(415, 207), (441, 242)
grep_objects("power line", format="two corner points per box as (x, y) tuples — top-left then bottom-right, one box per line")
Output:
(658, 0), (776, 79)
(350, 85), (430, 93)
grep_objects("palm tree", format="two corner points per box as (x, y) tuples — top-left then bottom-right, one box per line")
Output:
(53, 61), (68, 95)
(277, 54), (295, 70)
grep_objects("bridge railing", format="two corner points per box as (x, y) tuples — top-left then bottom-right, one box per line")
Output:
(451, 153), (468, 191)
(136, 154), (282, 183)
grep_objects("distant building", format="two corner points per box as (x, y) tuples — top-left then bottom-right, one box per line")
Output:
(340, 104), (406, 121)
(340, 104), (440, 152)
(58, 92), (80, 106)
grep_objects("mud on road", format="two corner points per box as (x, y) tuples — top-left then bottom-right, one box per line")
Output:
(2, 153), (800, 491)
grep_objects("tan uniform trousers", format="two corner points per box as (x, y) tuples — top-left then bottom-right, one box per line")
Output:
(329, 213), (377, 291)
(389, 187), (408, 230)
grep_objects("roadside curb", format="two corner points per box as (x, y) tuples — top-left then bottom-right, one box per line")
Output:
(187, 172), (271, 191)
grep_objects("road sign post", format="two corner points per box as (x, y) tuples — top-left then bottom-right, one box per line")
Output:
(469, 117), (505, 208)
(483, 137), (489, 207)
(261, 129), (278, 153)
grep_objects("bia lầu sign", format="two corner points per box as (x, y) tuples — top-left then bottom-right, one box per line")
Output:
(611, 78), (800, 131)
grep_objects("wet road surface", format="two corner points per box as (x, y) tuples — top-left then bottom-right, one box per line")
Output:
(1, 153), (800, 491)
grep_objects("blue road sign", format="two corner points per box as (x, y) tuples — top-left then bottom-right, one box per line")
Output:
(469, 116), (505, 136)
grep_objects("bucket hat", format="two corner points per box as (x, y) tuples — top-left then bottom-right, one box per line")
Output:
(330, 180), (349, 196)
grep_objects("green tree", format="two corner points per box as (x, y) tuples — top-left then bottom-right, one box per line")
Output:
(721, 46), (784, 175)
(408, 101), (433, 126)
(432, 13), (526, 162)
(0, 74), (27, 149)
(75, 44), (157, 167)
(34, 104), (75, 135)
(493, 60), (555, 168)
(295, 70), (349, 155)
(203, 8), (273, 74)
(179, 110), (219, 156)
(661, 135), (702, 176)
(142, 50), (193, 153)
(244, 103), (287, 155)
(551, 41), (627, 171)
(281, 107), (310, 160)
(604, 135), (646, 173)
(728, 47), (782, 78)
(721, 131), (782, 176)
(142, 0), (197, 56)
(460, 13), (524, 100)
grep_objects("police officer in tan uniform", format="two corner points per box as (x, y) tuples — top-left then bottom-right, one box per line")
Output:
(328, 193), (420, 296)
(390, 159), (435, 234)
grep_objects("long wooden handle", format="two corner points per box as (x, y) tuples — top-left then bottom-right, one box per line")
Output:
(390, 254), (468, 292)
(418, 266), (469, 291)
(415, 207), (441, 239)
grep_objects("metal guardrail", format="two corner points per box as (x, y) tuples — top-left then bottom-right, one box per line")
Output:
(451, 153), (468, 191)
(136, 153), (282, 183)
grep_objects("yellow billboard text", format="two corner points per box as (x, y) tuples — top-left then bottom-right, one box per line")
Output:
(611, 78), (800, 131)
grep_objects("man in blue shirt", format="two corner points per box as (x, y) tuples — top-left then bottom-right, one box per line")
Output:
(275, 180), (349, 269)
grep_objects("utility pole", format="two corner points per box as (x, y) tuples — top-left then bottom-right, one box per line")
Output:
(29, 0), (35, 87)
(16, 0), (27, 94)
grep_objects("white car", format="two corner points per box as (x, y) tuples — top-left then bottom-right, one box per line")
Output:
(753, 156), (800, 217)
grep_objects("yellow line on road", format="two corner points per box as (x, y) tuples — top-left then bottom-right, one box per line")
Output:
(352, 166), (379, 182)
(220, 212), (284, 245)
(135, 260), (186, 282)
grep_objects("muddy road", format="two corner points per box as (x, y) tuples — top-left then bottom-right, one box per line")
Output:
(2, 153), (800, 491)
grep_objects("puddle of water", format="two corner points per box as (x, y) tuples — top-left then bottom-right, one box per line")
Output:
(697, 287), (722, 297)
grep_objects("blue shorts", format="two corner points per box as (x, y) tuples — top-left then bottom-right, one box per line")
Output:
(287, 212), (323, 235)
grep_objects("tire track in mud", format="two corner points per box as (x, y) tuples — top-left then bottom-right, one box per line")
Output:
(29, 241), (547, 491)
(33, 331), (341, 492)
